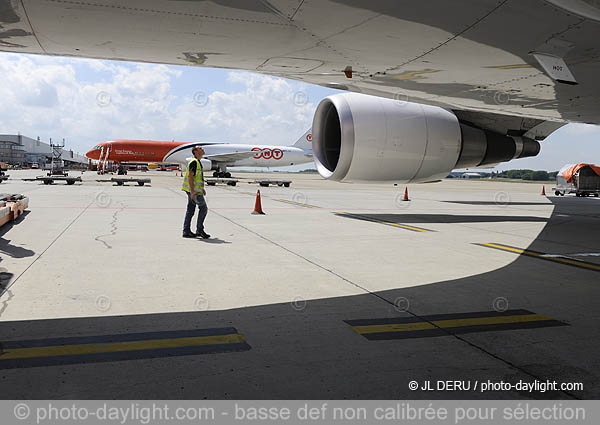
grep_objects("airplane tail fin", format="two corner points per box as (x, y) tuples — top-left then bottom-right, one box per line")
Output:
(292, 129), (313, 151)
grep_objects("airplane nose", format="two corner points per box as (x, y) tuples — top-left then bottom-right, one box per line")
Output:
(86, 149), (100, 160)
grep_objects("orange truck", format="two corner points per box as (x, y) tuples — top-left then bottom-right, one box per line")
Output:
(555, 164), (600, 197)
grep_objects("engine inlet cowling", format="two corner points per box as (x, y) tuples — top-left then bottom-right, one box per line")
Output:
(200, 158), (213, 171)
(311, 93), (540, 183)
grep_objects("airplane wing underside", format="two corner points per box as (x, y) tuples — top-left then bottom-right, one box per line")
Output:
(2, 0), (600, 134)
(204, 151), (257, 164)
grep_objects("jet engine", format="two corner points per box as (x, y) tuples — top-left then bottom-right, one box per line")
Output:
(200, 158), (213, 171)
(311, 93), (540, 183)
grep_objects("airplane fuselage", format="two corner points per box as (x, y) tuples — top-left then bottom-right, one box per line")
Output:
(86, 140), (312, 169)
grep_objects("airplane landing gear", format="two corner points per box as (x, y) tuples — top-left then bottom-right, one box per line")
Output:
(213, 170), (232, 178)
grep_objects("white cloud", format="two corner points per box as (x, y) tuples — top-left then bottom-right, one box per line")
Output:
(170, 72), (314, 145)
(0, 54), (315, 157)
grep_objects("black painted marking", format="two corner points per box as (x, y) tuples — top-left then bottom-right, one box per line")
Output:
(2, 327), (238, 349)
(0, 327), (250, 369)
(0, 343), (250, 370)
(345, 309), (536, 326)
(346, 309), (568, 341)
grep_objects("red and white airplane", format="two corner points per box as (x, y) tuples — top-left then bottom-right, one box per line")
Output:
(85, 130), (313, 177)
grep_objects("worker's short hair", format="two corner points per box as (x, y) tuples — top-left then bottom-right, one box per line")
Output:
(192, 146), (203, 153)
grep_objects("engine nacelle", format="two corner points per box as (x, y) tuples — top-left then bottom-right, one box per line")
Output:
(200, 158), (213, 171)
(184, 158), (213, 171)
(312, 93), (540, 183)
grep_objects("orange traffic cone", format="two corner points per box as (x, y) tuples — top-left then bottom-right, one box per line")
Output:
(252, 190), (265, 215)
(541, 186), (546, 196)
(403, 187), (410, 201)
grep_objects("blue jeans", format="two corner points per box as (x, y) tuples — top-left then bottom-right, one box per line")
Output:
(183, 191), (208, 234)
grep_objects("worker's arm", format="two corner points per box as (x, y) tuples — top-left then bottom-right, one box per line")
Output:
(188, 169), (196, 197)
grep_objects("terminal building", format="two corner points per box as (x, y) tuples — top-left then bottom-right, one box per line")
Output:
(0, 134), (88, 167)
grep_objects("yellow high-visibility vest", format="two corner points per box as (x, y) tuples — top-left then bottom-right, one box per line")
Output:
(182, 158), (204, 193)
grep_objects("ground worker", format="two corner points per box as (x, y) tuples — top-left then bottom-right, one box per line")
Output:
(182, 146), (210, 239)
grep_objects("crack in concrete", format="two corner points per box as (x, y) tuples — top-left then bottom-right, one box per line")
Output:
(94, 203), (125, 249)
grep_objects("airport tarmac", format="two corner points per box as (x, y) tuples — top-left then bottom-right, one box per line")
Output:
(0, 169), (598, 399)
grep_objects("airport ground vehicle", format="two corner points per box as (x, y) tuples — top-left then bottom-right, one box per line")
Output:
(554, 164), (600, 197)
(205, 178), (238, 187)
(252, 179), (291, 188)
(0, 165), (8, 184)
(35, 176), (82, 185)
(112, 177), (150, 186)
(94, 177), (151, 186)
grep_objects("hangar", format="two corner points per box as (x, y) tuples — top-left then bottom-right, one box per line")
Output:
(0, 134), (88, 167)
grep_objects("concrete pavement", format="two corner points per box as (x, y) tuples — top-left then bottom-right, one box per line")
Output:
(0, 170), (597, 399)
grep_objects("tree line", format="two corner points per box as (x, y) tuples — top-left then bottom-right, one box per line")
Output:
(492, 169), (558, 181)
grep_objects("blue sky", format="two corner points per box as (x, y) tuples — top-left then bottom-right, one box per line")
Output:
(1, 52), (599, 172)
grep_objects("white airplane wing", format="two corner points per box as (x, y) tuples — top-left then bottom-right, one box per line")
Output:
(3, 0), (598, 126)
(203, 151), (257, 164)
(4, 0), (597, 182)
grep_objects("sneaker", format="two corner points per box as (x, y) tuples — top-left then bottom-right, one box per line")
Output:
(197, 231), (211, 239)
(182, 231), (196, 238)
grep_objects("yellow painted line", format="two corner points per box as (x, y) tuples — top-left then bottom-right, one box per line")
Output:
(273, 199), (320, 209)
(354, 321), (434, 334)
(392, 69), (440, 80)
(487, 64), (534, 69)
(382, 222), (431, 232)
(480, 243), (600, 272)
(0, 334), (245, 360)
(481, 243), (535, 255)
(352, 314), (554, 335)
(337, 212), (433, 233)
